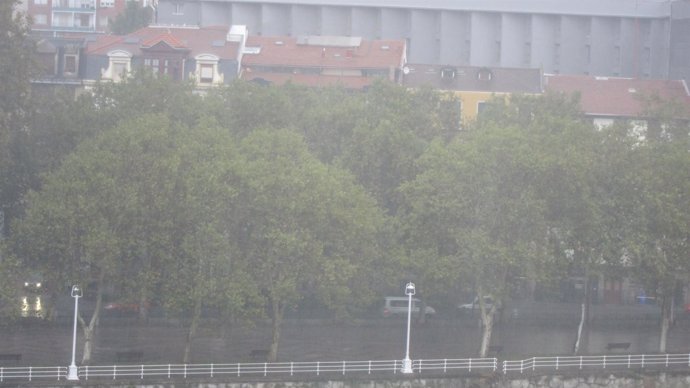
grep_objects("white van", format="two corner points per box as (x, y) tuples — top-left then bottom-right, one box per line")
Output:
(381, 296), (436, 318)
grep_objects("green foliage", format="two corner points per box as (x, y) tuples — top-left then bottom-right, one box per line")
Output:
(235, 129), (383, 316)
(109, 2), (152, 35)
(0, 0), (39, 236)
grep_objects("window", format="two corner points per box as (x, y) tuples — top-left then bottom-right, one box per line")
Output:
(64, 54), (77, 76)
(112, 62), (127, 81)
(105, 50), (132, 82)
(99, 16), (109, 27)
(144, 58), (160, 75)
(173, 3), (184, 15)
(554, 43), (561, 66)
(100, 0), (114, 7)
(34, 0), (48, 5)
(200, 64), (214, 83)
(495, 40), (501, 64)
(477, 101), (487, 116)
(196, 54), (220, 85)
(33, 14), (48, 25)
(78, 13), (91, 28)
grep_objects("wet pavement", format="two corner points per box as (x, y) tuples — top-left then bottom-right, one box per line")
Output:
(2, 300), (690, 367)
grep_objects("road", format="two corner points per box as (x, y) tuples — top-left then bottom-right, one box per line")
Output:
(2, 300), (689, 366)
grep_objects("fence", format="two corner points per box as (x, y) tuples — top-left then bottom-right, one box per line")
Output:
(503, 354), (690, 374)
(0, 366), (67, 382)
(78, 358), (497, 381)
(1, 354), (689, 383)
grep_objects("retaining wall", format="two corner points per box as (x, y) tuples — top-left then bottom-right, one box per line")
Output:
(32, 372), (690, 388)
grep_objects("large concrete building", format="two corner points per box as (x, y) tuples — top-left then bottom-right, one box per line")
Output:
(155, 0), (690, 82)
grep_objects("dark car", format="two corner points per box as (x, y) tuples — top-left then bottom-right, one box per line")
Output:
(23, 274), (43, 293)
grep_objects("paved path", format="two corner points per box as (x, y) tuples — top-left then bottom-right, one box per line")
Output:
(2, 310), (689, 367)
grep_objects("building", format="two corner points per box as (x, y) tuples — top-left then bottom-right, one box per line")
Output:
(26, 0), (155, 35)
(155, 0), (690, 82)
(544, 74), (690, 129)
(403, 65), (543, 124)
(240, 35), (406, 89)
(82, 24), (245, 86)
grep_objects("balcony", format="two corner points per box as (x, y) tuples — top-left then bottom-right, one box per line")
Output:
(52, 0), (95, 12)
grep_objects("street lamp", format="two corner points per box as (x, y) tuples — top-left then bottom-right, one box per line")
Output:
(67, 285), (82, 381)
(402, 282), (415, 374)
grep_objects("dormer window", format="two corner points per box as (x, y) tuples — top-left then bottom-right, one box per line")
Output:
(104, 50), (132, 82)
(477, 67), (493, 81)
(441, 67), (456, 81)
(195, 54), (221, 85)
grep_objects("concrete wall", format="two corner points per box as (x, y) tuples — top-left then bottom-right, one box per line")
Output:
(50, 372), (690, 388)
(156, 0), (680, 79)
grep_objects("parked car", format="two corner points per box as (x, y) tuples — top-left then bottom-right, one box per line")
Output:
(103, 300), (151, 315)
(381, 296), (436, 318)
(457, 296), (494, 313)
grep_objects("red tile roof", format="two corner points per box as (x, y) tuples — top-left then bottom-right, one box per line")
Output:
(242, 71), (377, 90)
(545, 74), (690, 118)
(141, 33), (187, 49)
(242, 35), (405, 70)
(86, 25), (240, 59)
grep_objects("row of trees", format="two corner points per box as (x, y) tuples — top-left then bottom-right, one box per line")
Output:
(1, 3), (689, 363)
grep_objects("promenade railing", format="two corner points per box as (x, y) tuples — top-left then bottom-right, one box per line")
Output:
(78, 358), (497, 381)
(2, 354), (690, 383)
(0, 366), (67, 382)
(503, 354), (690, 374)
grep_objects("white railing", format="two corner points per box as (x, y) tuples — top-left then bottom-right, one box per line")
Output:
(3, 354), (689, 382)
(0, 366), (67, 382)
(414, 358), (497, 373)
(79, 358), (497, 380)
(503, 354), (690, 374)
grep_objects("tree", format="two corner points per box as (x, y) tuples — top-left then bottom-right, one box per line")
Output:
(109, 1), (152, 35)
(234, 129), (383, 362)
(625, 133), (690, 352)
(400, 114), (548, 357)
(476, 93), (636, 355)
(0, 0), (39, 238)
(339, 82), (460, 215)
(10, 114), (256, 363)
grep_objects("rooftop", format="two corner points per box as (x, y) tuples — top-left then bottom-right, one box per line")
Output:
(241, 35), (406, 70)
(544, 74), (690, 118)
(86, 25), (241, 59)
(402, 64), (543, 94)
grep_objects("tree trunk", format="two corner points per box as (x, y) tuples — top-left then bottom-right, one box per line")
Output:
(138, 249), (151, 323)
(183, 297), (203, 363)
(417, 297), (427, 325)
(268, 298), (284, 362)
(46, 289), (59, 321)
(478, 305), (495, 358)
(659, 293), (671, 353)
(79, 270), (104, 365)
(138, 291), (149, 322)
(574, 273), (591, 355)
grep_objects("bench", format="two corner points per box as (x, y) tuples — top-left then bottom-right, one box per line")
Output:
(488, 345), (503, 356)
(0, 353), (22, 365)
(606, 342), (631, 351)
(249, 349), (269, 362)
(116, 350), (144, 363)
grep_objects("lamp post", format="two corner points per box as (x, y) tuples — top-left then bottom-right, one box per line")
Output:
(67, 285), (82, 381)
(402, 282), (415, 374)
